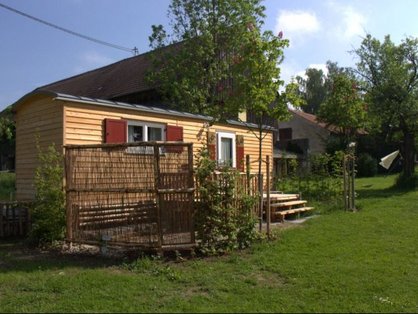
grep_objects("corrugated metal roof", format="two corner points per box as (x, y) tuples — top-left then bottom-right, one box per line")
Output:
(51, 92), (275, 131)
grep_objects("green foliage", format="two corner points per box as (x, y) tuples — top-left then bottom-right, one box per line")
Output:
(354, 34), (418, 178)
(147, 0), (290, 122)
(276, 152), (344, 204)
(356, 153), (377, 178)
(29, 143), (65, 245)
(0, 172), (15, 201)
(194, 146), (257, 255)
(295, 67), (326, 114)
(0, 106), (15, 141)
(317, 72), (367, 142)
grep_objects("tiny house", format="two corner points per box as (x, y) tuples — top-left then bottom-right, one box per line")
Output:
(14, 90), (273, 200)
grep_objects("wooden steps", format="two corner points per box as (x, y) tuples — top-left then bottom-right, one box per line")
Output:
(273, 207), (314, 222)
(270, 200), (307, 208)
(263, 192), (313, 222)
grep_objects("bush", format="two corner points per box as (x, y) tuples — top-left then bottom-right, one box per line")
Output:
(356, 153), (377, 177)
(275, 152), (344, 204)
(29, 143), (65, 245)
(194, 146), (257, 255)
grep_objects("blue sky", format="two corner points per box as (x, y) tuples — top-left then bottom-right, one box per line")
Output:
(1, 0), (418, 111)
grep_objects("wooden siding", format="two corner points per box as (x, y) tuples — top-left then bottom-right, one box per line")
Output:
(15, 96), (63, 200)
(15, 96), (273, 200)
(62, 101), (273, 182)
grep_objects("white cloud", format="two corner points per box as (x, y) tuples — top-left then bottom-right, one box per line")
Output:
(291, 63), (328, 81)
(73, 51), (114, 74)
(307, 63), (328, 75)
(326, 1), (367, 40)
(275, 10), (320, 45)
(341, 6), (366, 39)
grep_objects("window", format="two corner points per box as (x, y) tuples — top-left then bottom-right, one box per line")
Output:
(217, 132), (236, 167)
(127, 121), (165, 142)
(279, 128), (292, 141)
(127, 121), (165, 154)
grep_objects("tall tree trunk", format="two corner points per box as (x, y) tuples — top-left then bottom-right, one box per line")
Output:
(401, 131), (416, 178)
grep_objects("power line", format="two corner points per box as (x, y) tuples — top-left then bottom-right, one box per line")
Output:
(0, 2), (138, 55)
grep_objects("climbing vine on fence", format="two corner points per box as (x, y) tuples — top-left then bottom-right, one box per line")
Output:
(194, 146), (257, 255)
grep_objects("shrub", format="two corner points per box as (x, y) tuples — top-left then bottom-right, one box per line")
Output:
(29, 143), (65, 245)
(275, 152), (344, 204)
(194, 146), (257, 255)
(356, 153), (377, 177)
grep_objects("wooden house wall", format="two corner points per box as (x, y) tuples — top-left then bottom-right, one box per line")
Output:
(15, 96), (64, 200)
(62, 101), (273, 181)
(15, 97), (273, 200)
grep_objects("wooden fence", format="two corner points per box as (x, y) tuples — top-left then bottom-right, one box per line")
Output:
(64, 142), (195, 250)
(0, 202), (31, 238)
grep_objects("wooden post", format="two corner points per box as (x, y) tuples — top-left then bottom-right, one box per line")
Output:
(154, 143), (163, 249)
(259, 173), (263, 233)
(351, 154), (356, 211)
(246, 155), (250, 195)
(343, 156), (348, 211)
(64, 147), (73, 242)
(266, 155), (271, 239)
(0, 203), (3, 237)
(188, 143), (195, 243)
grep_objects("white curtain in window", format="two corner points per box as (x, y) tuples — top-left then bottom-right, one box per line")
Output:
(220, 137), (233, 166)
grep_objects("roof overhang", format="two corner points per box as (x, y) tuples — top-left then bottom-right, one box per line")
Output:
(13, 90), (276, 131)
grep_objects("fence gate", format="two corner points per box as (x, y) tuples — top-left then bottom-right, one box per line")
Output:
(65, 142), (195, 250)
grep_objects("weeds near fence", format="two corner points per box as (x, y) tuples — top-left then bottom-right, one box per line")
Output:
(275, 152), (345, 210)
(29, 142), (65, 245)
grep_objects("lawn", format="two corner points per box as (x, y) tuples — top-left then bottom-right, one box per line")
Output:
(0, 173), (417, 312)
(0, 172), (15, 201)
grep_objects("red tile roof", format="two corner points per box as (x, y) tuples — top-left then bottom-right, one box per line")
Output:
(290, 109), (367, 135)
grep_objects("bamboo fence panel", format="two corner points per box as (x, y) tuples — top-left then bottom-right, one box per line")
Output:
(65, 142), (195, 249)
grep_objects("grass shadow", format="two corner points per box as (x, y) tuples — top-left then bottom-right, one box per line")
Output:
(0, 239), (134, 273)
(356, 185), (410, 199)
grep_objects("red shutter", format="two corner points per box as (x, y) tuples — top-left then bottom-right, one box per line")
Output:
(166, 125), (183, 153)
(207, 131), (216, 160)
(236, 135), (245, 172)
(166, 125), (183, 141)
(104, 119), (127, 143)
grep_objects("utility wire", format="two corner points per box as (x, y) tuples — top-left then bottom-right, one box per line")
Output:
(0, 2), (138, 55)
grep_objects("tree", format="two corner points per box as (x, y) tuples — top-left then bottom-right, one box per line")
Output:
(353, 34), (418, 180)
(0, 106), (15, 170)
(147, 0), (293, 191)
(317, 72), (367, 145)
(295, 67), (326, 114)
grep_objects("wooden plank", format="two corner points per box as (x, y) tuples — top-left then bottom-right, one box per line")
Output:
(270, 200), (307, 208)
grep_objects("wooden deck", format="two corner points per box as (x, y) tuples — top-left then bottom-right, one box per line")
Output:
(263, 192), (313, 222)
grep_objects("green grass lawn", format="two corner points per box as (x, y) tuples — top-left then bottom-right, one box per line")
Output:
(1, 173), (417, 312)
(0, 172), (15, 201)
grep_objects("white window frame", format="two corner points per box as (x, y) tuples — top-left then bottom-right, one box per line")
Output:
(127, 121), (165, 154)
(217, 131), (236, 168)
(127, 120), (165, 142)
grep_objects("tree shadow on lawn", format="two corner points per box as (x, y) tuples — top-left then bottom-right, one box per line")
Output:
(0, 239), (134, 273)
(356, 185), (410, 200)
